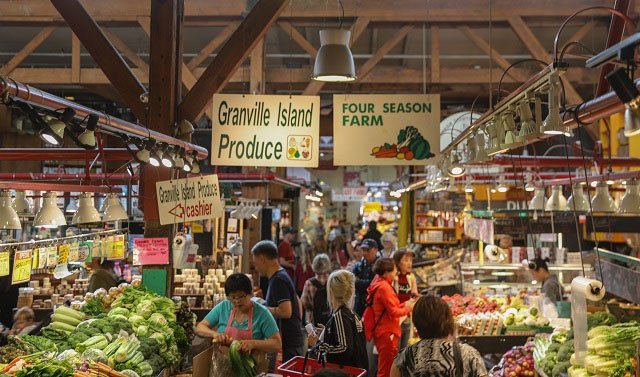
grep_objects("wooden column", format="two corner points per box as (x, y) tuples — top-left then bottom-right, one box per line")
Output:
(250, 39), (265, 94)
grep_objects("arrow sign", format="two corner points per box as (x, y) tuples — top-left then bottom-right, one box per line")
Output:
(169, 203), (184, 218)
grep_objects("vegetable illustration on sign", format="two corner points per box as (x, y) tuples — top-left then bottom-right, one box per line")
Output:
(370, 126), (435, 160)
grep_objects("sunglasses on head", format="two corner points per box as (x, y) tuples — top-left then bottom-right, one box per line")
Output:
(528, 261), (538, 270)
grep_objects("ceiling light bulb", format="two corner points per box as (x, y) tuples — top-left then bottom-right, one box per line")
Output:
(567, 183), (589, 211)
(464, 182), (474, 193)
(161, 145), (175, 168)
(591, 181), (617, 212)
(545, 185), (567, 211)
(529, 188), (547, 210)
(72, 192), (101, 224)
(102, 193), (128, 221)
(77, 114), (98, 149)
(541, 74), (570, 136)
(149, 147), (162, 167)
(12, 190), (31, 215)
(618, 179), (640, 214)
(136, 139), (155, 164)
(34, 192), (66, 228)
(447, 153), (465, 177)
(312, 29), (357, 82)
(497, 175), (509, 193)
(0, 190), (21, 230)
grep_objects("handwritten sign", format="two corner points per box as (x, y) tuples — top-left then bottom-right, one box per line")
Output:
(32, 249), (39, 270)
(58, 244), (69, 265)
(0, 251), (9, 277)
(12, 250), (32, 284)
(69, 243), (79, 262)
(110, 235), (125, 260)
(46, 247), (58, 268)
(37, 248), (46, 269)
(78, 242), (91, 262)
(133, 238), (169, 265)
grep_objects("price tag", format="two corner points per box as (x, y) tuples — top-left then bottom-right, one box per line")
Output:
(104, 236), (115, 259)
(31, 249), (39, 270)
(58, 244), (69, 265)
(46, 246), (58, 267)
(0, 251), (10, 277)
(69, 242), (79, 262)
(12, 250), (32, 284)
(112, 234), (125, 260)
(79, 241), (91, 262)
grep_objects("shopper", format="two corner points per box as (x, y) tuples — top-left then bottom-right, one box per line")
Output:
(195, 273), (281, 356)
(391, 295), (488, 377)
(329, 233), (349, 269)
(365, 258), (414, 377)
(392, 250), (419, 350)
(86, 260), (118, 292)
(307, 270), (368, 370)
(363, 221), (383, 252)
(294, 236), (315, 296)
(252, 240), (304, 363)
(301, 254), (332, 326)
(278, 227), (297, 281)
(346, 240), (362, 272)
(528, 257), (564, 303)
(352, 239), (380, 317)
(380, 232), (397, 258)
(315, 217), (327, 252)
(8, 307), (37, 336)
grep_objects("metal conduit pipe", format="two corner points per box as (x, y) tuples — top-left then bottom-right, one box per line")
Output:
(0, 148), (133, 161)
(0, 77), (208, 160)
(487, 155), (640, 167)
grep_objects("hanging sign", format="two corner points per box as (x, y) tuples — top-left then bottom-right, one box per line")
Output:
(156, 175), (224, 225)
(46, 246), (58, 267)
(12, 250), (32, 284)
(211, 94), (320, 167)
(58, 244), (69, 265)
(69, 242), (79, 262)
(133, 238), (169, 265)
(78, 242), (91, 262)
(0, 251), (9, 277)
(333, 94), (441, 165)
(31, 249), (39, 270)
(331, 187), (368, 202)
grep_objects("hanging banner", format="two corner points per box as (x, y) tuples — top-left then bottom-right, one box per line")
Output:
(12, 250), (32, 285)
(0, 251), (9, 277)
(133, 238), (169, 266)
(333, 94), (441, 165)
(156, 175), (224, 225)
(211, 94), (320, 167)
(46, 246), (58, 268)
(69, 243), (79, 262)
(58, 244), (69, 265)
(331, 187), (368, 202)
(31, 249), (39, 270)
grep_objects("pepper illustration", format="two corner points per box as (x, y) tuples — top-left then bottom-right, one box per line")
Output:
(370, 126), (435, 160)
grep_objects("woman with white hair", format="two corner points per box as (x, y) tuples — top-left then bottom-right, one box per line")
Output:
(308, 270), (368, 370)
(301, 254), (333, 326)
(380, 232), (397, 258)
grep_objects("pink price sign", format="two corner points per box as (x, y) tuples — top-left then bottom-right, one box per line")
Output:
(134, 238), (169, 265)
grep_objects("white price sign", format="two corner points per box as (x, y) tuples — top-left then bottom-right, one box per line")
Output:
(155, 175), (224, 225)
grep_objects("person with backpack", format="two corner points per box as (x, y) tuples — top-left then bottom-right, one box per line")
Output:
(307, 270), (368, 370)
(364, 258), (415, 377)
(301, 253), (332, 326)
(390, 295), (487, 377)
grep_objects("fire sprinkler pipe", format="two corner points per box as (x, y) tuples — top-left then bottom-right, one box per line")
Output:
(0, 181), (120, 193)
(0, 77), (208, 160)
(487, 155), (640, 168)
(0, 148), (133, 161)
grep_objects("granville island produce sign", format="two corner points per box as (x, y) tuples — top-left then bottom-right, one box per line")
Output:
(333, 94), (440, 165)
(211, 94), (320, 167)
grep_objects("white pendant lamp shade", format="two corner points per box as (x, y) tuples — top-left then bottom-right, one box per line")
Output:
(312, 29), (356, 82)
(72, 192), (101, 224)
(591, 182), (617, 212)
(545, 185), (567, 211)
(0, 190), (21, 230)
(34, 192), (66, 228)
(12, 190), (31, 215)
(566, 183), (589, 211)
(618, 179), (640, 213)
(41, 117), (66, 145)
(102, 193), (128, 221)
(529, 188), (547, 210)
(623, 103), (640, 137)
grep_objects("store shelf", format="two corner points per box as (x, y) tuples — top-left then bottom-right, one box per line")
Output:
(460, 263), (591, 271)
(415, 226), (456, 230)
(416, 241), (459, 245)
(458, 335), (531, 355)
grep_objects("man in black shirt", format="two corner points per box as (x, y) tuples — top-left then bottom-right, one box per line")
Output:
(352, 238), (380, 317)
(252, 240), (304, 363)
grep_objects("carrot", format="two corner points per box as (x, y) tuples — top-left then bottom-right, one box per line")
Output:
(375, 149), (398, 158)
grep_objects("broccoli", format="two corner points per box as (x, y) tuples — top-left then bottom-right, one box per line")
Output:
(138, 338), (159, 360)
(551, 361), (571, 377)
(547, 343), (561, 353)
(146, 353), (166, 373)
(556, 342), (574, 362)
(68, 332), (91, 347)
(566, 328), (574, 340)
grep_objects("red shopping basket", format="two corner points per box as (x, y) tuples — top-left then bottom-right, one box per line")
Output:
(277, 356), (367, 377)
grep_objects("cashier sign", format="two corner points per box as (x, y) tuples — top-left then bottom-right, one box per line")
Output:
(155, 175), (224, 225)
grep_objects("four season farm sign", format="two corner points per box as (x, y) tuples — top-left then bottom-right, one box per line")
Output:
(333, 94), (440, 165)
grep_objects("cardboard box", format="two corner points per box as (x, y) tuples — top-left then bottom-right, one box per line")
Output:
(192, 346), (214, 377)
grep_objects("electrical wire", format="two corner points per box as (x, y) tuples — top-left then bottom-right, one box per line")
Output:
(495, 59), (548, 105)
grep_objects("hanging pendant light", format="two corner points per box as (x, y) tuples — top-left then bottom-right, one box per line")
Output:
(312, 29), (356, 82)
(618, 179), (640, 214)
(529, 187), (547, 210)
(0, 190), (21, 230)
(524, 174), (536, 192)
(12, 190), (31, 215)
(591, 181), (617, 212)
(464, 181), (474, 193)
(566, 183), (589, 211)
(34, 192), (66, 228)
(102, 193), (128, 221)
(466, 137), (477, 163)
(72, 192), (101, 224)
(623, 102), (640, 137)
(496, 175), (509, 193)
(545, 185), (567, 211)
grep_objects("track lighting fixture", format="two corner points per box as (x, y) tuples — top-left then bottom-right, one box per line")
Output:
(541, 74), (570, 136)
(149, 144), (163, 167)
(432, 181), (446, 193)
(497, 175), (509, 193)
(183, 153), (193, 172)
(190, 151), (200, 174)
(0, 190), (21, 230)
(517, 92), (539, 141)
(446, 180), (458, 192)
(135, 139), (155, 164)
(501, 105), (522, 149)
(487, 116), (508, 156)
(41, 108), (75, 145)
(161, 145), (175, 168)
(464, 180), (474, 193)
(174, 147), (185, 169)
(474, 130), (489, 162)
(524, 174), (536, 192)
(604, 67), (640, 137)
(466, 136), (477, 162)
(77, 114), (98, 149)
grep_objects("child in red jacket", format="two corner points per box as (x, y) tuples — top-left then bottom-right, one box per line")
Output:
(364, 258), (415, 377)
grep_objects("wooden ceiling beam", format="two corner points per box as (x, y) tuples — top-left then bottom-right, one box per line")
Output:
(0, 27), (55, 75)
(302, 17), (370, 95)
(278, 21), (317, 58)
(50, 0), (146, 119)
(250, 39), (265, 94)
(186, 21), (239, 70)
(178, 0), (288, 121)
(357, 25), (413, 81)
(431, 25), (440, 82)
(101, 28), (149, 82)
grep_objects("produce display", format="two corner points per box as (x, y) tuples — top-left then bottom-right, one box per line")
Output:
(0, 282), (196, 377)
(442, 294), (501, 316)
(489, 341), (536, 377)
(533, 329), (572, 377)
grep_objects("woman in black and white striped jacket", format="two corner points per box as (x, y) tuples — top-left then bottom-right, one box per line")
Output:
(307, 269), (369, 370)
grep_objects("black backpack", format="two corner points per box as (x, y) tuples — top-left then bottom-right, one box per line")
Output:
(310, 278), (331, 326)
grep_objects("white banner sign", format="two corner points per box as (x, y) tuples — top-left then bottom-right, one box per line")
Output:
(211, 94), (320, 167)
(331, 187), (368, 202)
(333, 94), (441, 165)
(155, 175), (224, 225)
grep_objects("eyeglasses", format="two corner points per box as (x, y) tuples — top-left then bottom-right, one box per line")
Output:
(227, 294), (248, 302)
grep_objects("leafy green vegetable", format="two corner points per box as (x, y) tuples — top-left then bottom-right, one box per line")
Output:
(136, 300), (156, 320)
(21, 335), (57, 352)
(81, 297), (105, 317)
(229, 340), (257, 377)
